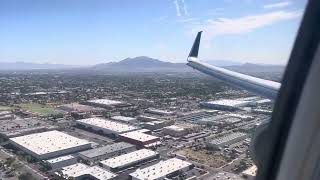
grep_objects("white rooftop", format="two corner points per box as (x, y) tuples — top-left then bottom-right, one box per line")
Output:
(163, 125), (185, 132)
(77, 117), (139, 133)
(46, 155), (75, 164)
(120, 130), (159, 142)
(204, 99), (250, 107)
(130, 158), (192, 180)
(88, 99), (124, 105)
(111, 116), (136, 122)
(10, 130), (90, 156)
(58, 163), (117, 180)
(146, 108), (175, 115)
(100, 149), (158, 169)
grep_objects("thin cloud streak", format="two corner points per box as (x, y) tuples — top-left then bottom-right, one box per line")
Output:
(173, 0), (181, 16)
(263, 1), (291, 9)
(191, 10), (302, 43)
(173, 0), (188, 17)
(181, 0), (188, 15)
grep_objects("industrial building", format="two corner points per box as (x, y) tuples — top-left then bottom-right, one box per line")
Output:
(163, 124), (200, 137)
(208, 171), (244, 180)
(130, 158), (194, 180)
(207, 132), (248, 150)
(100, 149), (159, 172)
(110, 116), (137, 124)
(142, 120), (173, 130)
(145, 108), (175, 116)
(45, 155), (77, 169)
(76, 117), (139, 136)
(200, 99), (254, 110)
(198, 115), (242, 126)
(79, 142), (136, 163)
(137, 115), (163, 122)
(227, 114), (254, 121)
(163, 125), (186, 137)
(176, 110), (219, 122)
(56, 163), (117, 180)
(9, 130), (92, 160)
(119, 129), (160, 147)
(85, 98), (131, 109)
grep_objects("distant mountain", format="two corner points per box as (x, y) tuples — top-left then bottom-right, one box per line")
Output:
(92, 56), (191, 72)
(0, 57), (285, 74)
(0, 61), (75, 70)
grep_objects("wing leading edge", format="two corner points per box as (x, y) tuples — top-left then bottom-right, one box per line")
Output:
(187, 31), (281, 100)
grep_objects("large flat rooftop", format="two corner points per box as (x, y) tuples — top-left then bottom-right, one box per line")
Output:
(87, 99), (124, 106)
(77, 117), (139, 133)
(58, 163), (117, 180)
(111, 116), (137, 123)
(119, 130), (159, 143)
(79, 142), (135, 159)
(10, 130), (91, 157)
(46, 154), (76, 164)
(100, 149), (158, 169)
(203, 99), (251, 107)
(130, 158), (192, 180)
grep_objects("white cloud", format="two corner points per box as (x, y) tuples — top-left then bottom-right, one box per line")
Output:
(173, 0), (181, 17)
(173, 0), (188, 17)
(264, 1), (291, 9)
(191, 10), (301, 42)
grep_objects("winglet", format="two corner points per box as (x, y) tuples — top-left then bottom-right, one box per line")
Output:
(188, 31), (202, 59)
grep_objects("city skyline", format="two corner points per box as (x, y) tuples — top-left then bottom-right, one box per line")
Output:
(0, 0), (306, 65)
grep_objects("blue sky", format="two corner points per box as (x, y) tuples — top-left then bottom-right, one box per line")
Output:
(0, 0), (307, 65)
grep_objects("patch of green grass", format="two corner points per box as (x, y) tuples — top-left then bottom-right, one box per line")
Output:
(19, 103), (59, 116)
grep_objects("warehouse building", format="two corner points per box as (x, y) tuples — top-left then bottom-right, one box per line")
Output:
(207, 132), (248, 150)
(76, 117), (139, 136)
(119, 129), (160, 147)
(198, 115), (242, 126)
(137, 115), (163, 122)
(163, 125), (186, 137)
(200, 99), (254, 111)
(227, 114), (254, 121)
(110, 116), (137, 124)
(130, 158), (194, 180)
(9, 130), (91, 160)
(45, 155), (77, 170)
(142, 120), (173, 130)
(176, 110), (219, 122)
(56, 163), (117, 180)
(85, 98), (131, 109)
(100, 149), (159, 172)
(79, 142), (136, 163)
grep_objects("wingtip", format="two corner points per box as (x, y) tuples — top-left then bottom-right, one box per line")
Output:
(188, 31), (202, 59)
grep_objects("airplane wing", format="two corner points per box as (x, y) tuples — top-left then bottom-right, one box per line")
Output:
(187, 31), (281, 100)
